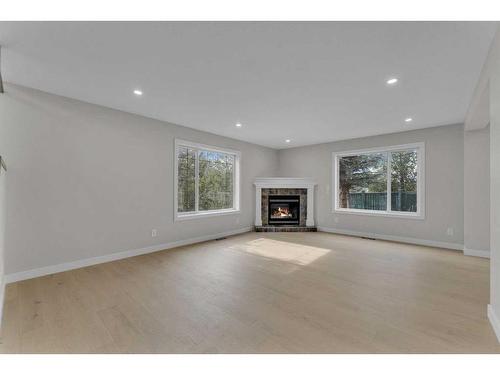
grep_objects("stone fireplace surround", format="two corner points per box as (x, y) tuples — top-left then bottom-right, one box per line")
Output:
(254, 177), (317, 232)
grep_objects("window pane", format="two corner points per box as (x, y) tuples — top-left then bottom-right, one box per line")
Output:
(199, 151), (234, 211)
(177, 146), (196, 212)
(338, 153), (387, 211)
(391, 150), (418, 212)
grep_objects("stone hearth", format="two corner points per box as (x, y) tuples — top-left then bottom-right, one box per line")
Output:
(255, 225), (317, 232)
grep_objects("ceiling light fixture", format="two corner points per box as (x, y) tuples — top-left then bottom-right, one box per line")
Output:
(133, 89), (143, 96)
(386, 78), (398, 85)
(405, 117), (413, 123)
(285, 139), (291, 143)
(235, 122), (242, 128)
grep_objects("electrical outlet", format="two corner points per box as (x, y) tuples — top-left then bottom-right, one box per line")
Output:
(446, 227), (454, 236)
(151, 229), (158, 237)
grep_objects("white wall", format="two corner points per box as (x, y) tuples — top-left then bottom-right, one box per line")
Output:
(464, 126), (490, 255)
(0, 84), (279, 276)
(278, 124), (465, 248)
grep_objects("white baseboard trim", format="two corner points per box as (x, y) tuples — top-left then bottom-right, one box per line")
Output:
(487, 304), (500, 343)
(463, 248), (490, 258)
(317, 226), (464, 251)
(4, 226), (253, 284)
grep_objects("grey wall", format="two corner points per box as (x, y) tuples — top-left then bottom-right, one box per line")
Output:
(490, 31), (500, 332)
(0, 84), (279, 274)
(0, 162), (5, 323)
(278, 124), (465, 247)
(464, 126), (490, 253)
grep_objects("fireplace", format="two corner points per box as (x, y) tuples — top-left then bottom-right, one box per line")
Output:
(268, 195), (300, 225)
(254, 178), (317, 231)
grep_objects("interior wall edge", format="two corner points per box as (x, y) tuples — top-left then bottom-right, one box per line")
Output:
(487, 304), (500, 343)
(465, 24), (500, 131)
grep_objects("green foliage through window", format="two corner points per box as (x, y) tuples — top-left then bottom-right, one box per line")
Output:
(390, 150), (417, 212)
(177, 144), (236, 214)
(199, 151), (234, 211)
(338, 153), (387, 211)
(177, 146), (196, 212)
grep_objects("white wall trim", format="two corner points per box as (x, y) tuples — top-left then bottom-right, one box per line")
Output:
(253, 177), (317, 189)
(318, 226), (463, 251)
(463, 248), (490, 258)
(176, 208), (240, 221)
(4, 226), (252, 284)
(487, 304), (500, 343)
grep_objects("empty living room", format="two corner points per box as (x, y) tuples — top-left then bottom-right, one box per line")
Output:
(1, 1), (500, 372)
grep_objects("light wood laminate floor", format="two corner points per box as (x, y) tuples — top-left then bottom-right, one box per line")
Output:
(1, 232), (499, 353)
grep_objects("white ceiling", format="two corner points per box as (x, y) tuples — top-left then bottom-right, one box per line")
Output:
(0, 22), (497, 149)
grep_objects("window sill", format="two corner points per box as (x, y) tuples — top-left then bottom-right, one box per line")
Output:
(175, 208), (240, 221)
(333, 208), (425, 220)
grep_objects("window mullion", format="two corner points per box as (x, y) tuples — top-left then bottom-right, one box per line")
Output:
(386, 151), (392, 212)
(195, 149), (200, 213)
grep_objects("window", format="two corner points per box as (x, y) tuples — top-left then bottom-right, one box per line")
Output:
(175, 139), (240, 220)
(333, 143), (424, 218)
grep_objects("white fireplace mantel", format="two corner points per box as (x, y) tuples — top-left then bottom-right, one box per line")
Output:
(253, 177), (317, 227)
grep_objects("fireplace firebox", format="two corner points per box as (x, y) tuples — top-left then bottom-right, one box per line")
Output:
(268, 195), (300, 225)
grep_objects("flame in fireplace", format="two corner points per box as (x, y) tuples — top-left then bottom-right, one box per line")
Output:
(272, 206), (292, 218)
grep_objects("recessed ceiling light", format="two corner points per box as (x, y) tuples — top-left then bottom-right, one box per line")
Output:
(285, 139), (291, 143)
(405, 117), (413, 123)
(235, 122), (242, 128)
(133, 89), (143, 96)
(386, 78), (398, 85)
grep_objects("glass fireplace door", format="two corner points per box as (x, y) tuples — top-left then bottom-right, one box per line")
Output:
(268, 195), (300, 225)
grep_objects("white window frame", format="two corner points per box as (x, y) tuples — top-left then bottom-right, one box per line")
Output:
(332, 142), (425, 219)
(174, 139), (241, 221)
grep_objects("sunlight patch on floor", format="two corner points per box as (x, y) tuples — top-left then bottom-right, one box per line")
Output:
(237, 238), (331, 266)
